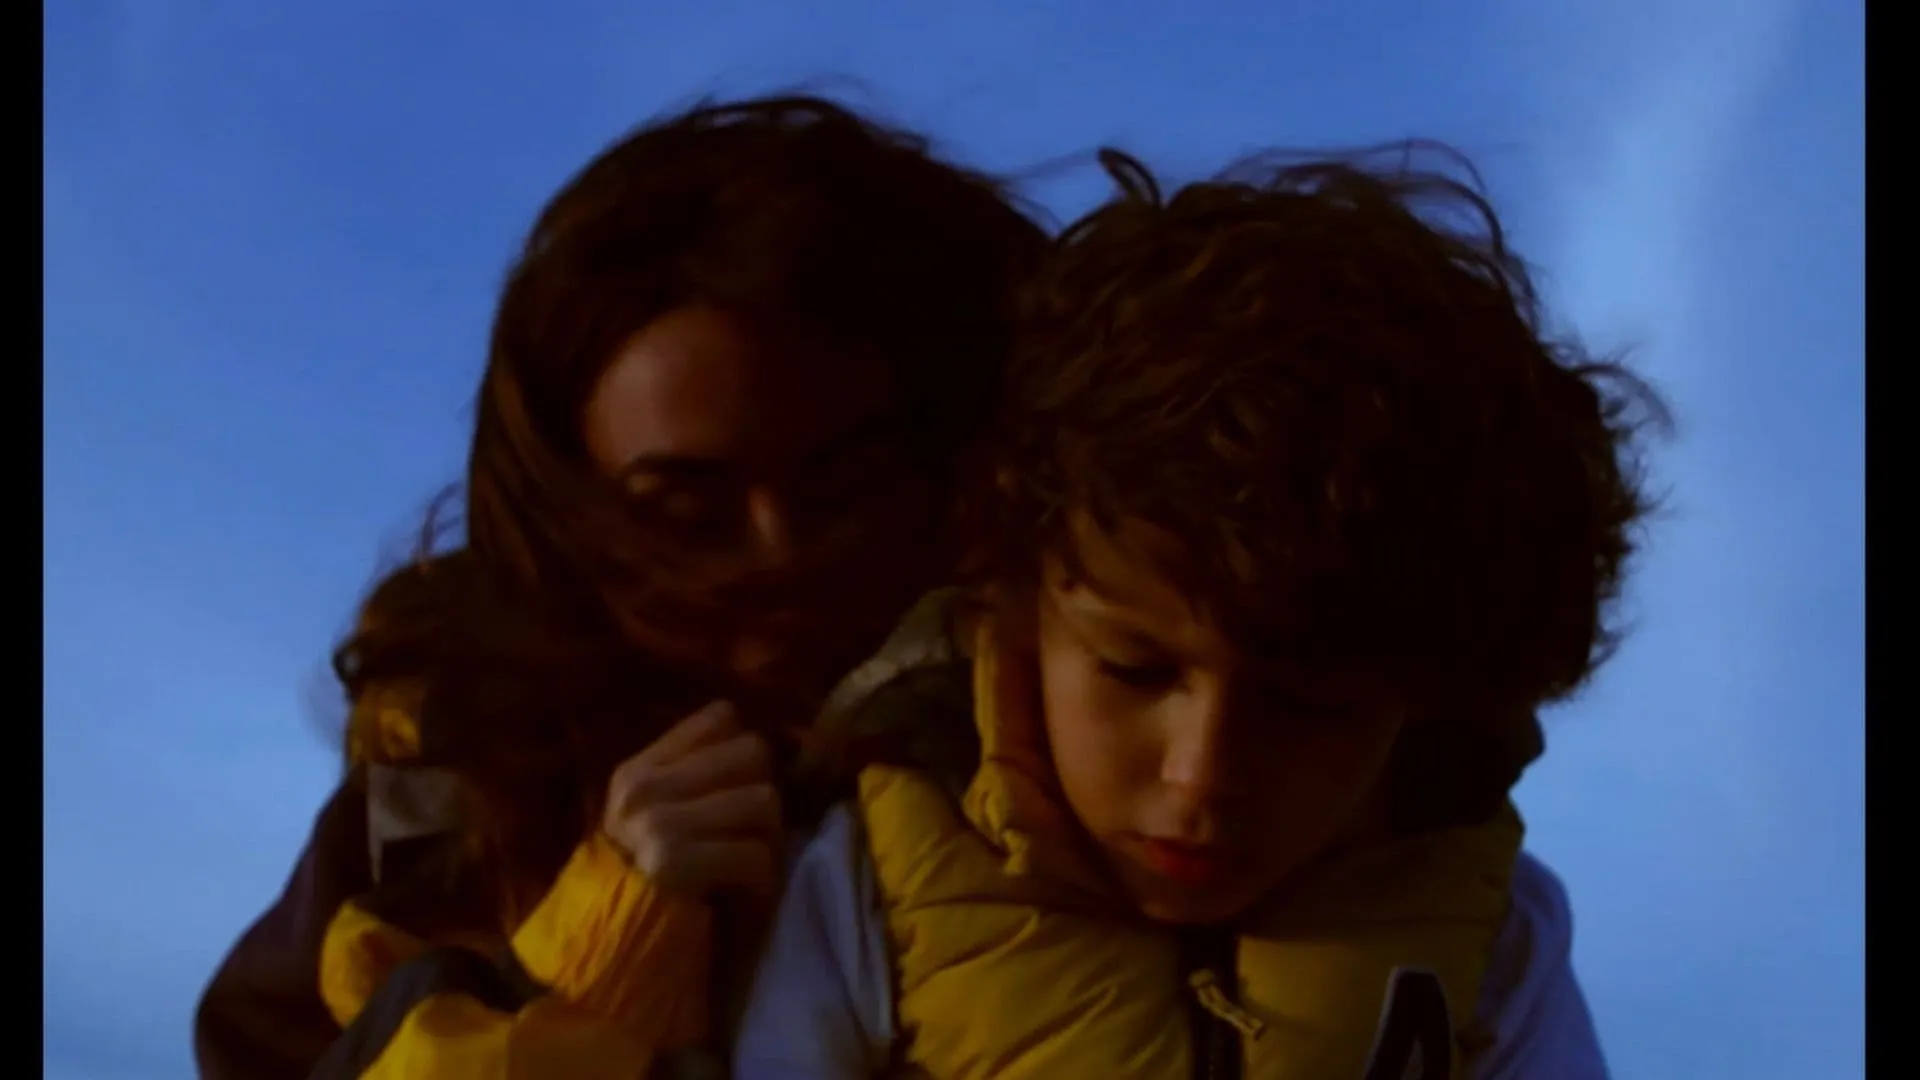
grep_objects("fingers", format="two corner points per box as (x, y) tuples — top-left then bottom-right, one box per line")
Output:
(631, 836), (781, 897)
(609, 729), (775, 815)
(632, 700), (740, 767)
(600, 699), (788, 900)
(644, 782), (782, 842)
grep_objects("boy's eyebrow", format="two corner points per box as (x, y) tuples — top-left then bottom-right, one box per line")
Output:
(1054, 591), (1181, 655)
(1100, 621), (1178, 658)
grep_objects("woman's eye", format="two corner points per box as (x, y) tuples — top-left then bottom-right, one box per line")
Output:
(633, 489), (742, 542)
(1097, 659), (1182, 691)
(654, 491), (713, 523)
(789, 468), (868, 520)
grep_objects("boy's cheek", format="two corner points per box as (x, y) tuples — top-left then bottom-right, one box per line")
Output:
(1039, 687), (1153, 824)
(1231, 731), (1400, 848)
(1038, 663), (1162, 778)
(1033, 636), (1111, 730)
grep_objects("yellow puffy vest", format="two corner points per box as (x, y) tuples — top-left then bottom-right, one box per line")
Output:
(853, 629), (1523, 1080)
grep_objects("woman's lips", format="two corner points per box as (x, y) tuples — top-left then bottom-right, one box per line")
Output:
(1132, 836), (1229, 886)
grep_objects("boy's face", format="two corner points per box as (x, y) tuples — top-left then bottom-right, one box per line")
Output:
(1032, 517), (1406, 925)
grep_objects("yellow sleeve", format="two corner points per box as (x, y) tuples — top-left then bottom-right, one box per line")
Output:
(509, 832), (714, 1037)
(356, 993), (658, 1080)
(315, 835), (713, 1079)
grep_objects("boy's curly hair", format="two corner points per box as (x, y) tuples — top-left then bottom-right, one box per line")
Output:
(969, 144), (1667, 806)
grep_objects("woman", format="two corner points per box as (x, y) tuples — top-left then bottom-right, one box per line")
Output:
(193, 93), (1048, 1080)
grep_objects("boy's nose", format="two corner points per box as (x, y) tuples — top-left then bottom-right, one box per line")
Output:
(1159, 688), (1231, 794)
(1156, 712), (1228, 845)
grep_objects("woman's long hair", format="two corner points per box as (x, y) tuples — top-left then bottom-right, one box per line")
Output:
(334, 94), (1047, 927)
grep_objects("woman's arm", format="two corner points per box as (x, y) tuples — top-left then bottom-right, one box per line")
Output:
(311, 833), (714, 1080)
(1468, 851), (1610, 1080)
(194, 776), (373, 1080)
(194, 775), (719, 1080)
(733, 806), (895, 1080)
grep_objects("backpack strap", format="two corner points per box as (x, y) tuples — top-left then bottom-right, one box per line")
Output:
(786, 589), (981, 829)
(787, 658), (980, 830)
(364, 764), (464, 884)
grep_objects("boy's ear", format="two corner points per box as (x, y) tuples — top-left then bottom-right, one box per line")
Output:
(969, 581), (1041, 651)
(1386, 704), (1544, 833)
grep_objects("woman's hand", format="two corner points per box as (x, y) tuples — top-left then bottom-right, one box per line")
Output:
(601, 701), (783, 897)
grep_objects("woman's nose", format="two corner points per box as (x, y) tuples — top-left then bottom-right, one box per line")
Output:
(744, 484), (793, 567)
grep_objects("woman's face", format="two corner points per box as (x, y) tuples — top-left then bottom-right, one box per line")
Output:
(581, 305), (938, 701)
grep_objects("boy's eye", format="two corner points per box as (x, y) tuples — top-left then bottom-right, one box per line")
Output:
(1097, 659), (1182, 691)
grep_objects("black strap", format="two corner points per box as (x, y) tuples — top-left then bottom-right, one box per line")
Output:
(304, 946), (547, 1080)
(1175, 926), (1243, 1080)
(648, 1048), (731, 1080)
(194, 772), (376, 1080)
(1360, 968), (1454, 1080)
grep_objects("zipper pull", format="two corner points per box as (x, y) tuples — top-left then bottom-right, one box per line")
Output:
(1187, 970), (1267, 1040)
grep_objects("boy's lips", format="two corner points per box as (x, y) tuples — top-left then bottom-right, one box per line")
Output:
(1130, 835), (1229, 886)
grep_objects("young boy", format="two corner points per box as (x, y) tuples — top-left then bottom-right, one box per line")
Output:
(733, 145), (1662, 1080)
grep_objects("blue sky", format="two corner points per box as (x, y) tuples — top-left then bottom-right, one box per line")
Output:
(43, 1), (1862, 1076)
